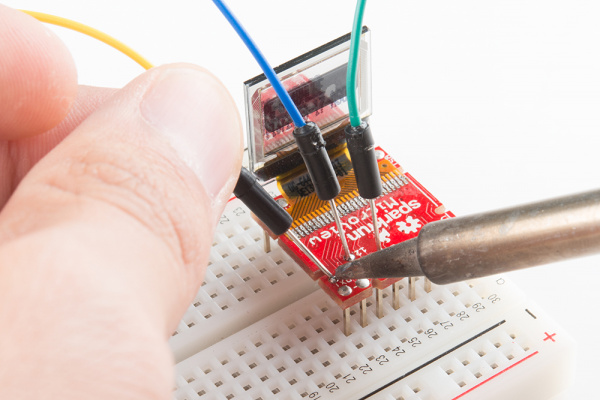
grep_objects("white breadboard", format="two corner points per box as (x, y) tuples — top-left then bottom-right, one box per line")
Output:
(170, 193), (575, 400)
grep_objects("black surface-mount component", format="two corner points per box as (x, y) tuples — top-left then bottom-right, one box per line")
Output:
(234, 167), (293, 236)
(292, 122), (341, 201)
(345, 121), (382, 200)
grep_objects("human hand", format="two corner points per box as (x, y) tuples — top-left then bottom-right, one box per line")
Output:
(0, 5), (242, 399)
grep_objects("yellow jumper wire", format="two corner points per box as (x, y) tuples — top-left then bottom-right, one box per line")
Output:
(20, 10), (154, 70)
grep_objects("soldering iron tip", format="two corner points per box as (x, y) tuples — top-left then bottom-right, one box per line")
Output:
(334, 238), (423, 279)
(334, 262), (365, 280)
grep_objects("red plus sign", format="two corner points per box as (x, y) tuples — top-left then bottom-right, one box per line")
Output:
(543, 332), (557, 342)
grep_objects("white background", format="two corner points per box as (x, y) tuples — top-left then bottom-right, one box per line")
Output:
(5, 1), (600, 398)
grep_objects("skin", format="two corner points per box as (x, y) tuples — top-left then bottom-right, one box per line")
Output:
(0, 5), (243, 399)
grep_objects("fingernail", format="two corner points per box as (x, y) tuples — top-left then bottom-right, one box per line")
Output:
(140, 67), (241, 205)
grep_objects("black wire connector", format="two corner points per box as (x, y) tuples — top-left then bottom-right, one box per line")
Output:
(292, 122), (341, 201)
(345, 121), (382, 200)
(234, 167), (293, 236)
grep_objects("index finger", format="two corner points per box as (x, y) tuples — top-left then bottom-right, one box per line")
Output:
(0, 5), (78, 139)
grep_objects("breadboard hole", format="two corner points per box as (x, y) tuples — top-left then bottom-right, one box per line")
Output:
(439, 329), (535, 390)
(169, 199), (311, 344)
(175, 294), (387, 398)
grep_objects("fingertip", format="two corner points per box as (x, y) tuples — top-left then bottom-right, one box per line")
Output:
(139, 63), (244, 220)
(0, 6), (78, 139)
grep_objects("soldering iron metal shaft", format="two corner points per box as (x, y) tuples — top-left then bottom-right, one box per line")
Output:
(335, 189), (600, 284)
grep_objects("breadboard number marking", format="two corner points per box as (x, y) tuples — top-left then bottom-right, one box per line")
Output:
(456, 311), (470, 321)
(308, 391), (322, 399)
(233, 207), (246, 216)
(472, 303), (486, 312)
(391, 346), (406, 356)
(359, 364), (373, 374)
(376, 354), (390, 366)
(219, 215), (230, 225)
(424, 328), (438, 339)
(440, 321), (454, 330)
(342, 374), (356, 384)
(325, 382), (340, 393)
(409, 337), (422, 347)
(487, 294), (501, 304)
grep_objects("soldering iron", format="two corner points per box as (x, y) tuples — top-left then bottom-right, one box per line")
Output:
(335, 189), (600, 284)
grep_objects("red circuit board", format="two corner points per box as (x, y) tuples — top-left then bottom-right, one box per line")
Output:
(278, 147), (454, 309)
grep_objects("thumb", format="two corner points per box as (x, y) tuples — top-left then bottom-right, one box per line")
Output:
(0, 64), (242, 399)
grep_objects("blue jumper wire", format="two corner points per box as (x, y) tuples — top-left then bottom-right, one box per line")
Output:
(212, 0), (306, 128)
